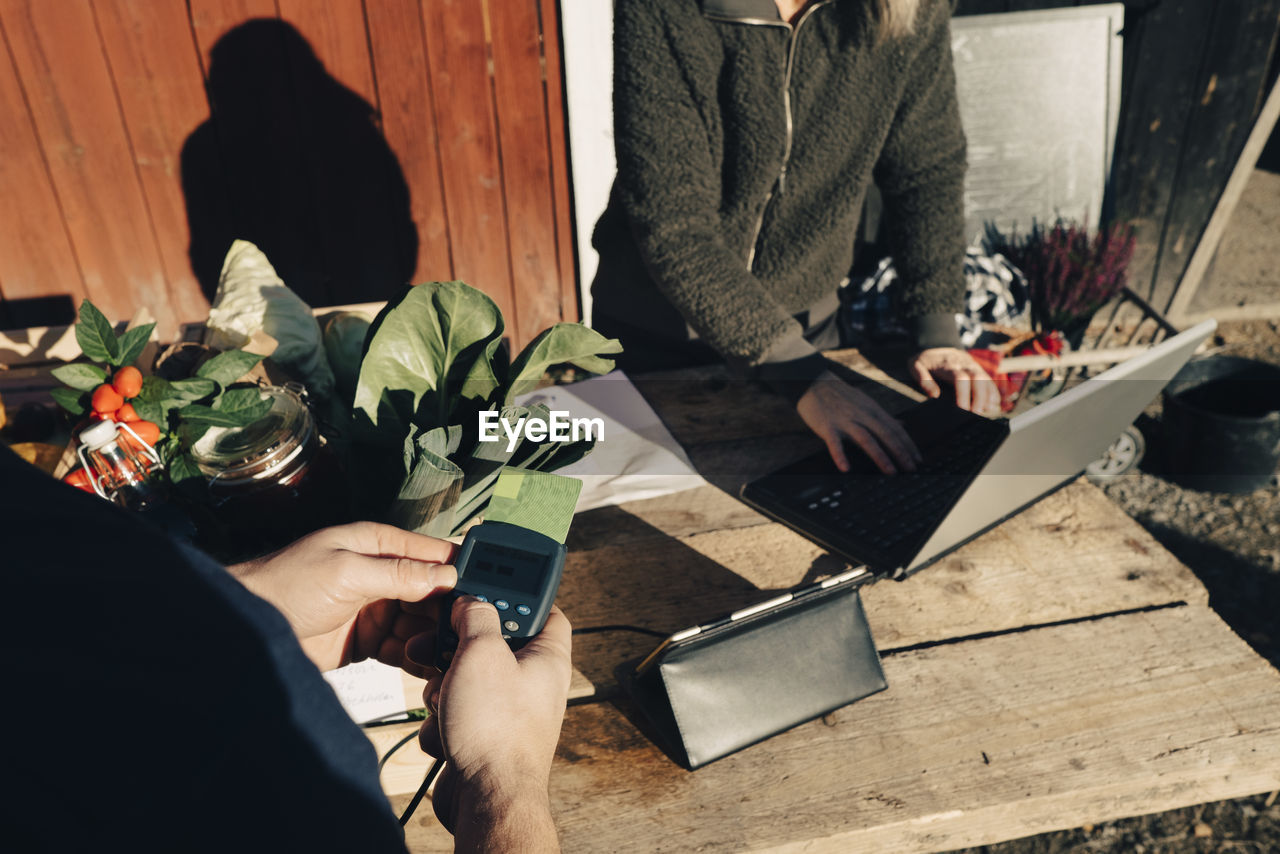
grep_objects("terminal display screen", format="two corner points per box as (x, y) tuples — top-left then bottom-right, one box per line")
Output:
(467, 541), (548, 596)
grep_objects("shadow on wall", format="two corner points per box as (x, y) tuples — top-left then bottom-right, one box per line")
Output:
(182, 19), (417, 309)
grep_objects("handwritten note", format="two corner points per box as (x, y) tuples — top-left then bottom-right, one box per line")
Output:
(323, 660), (407, 725)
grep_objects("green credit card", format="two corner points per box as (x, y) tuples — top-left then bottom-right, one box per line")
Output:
(484, 467), (583, 545)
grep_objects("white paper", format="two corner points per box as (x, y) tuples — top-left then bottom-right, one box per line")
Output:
(323, 660), (407, 725)
(516, 371), (705, 512)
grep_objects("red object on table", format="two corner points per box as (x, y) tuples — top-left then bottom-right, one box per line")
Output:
(969, 331), (1065, 412)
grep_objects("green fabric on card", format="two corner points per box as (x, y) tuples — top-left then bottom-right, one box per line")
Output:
(484, 468), (582, 544)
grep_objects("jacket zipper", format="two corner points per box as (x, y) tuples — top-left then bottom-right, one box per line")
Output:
(709, 1), (832, 270)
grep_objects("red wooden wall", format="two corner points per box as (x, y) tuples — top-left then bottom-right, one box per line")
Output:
(0, 0), (577, 347)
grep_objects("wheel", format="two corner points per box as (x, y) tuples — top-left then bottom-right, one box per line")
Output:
(1086, 424), (1146, 481)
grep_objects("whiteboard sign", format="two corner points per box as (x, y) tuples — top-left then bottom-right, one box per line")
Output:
(952, 5), (1124, 241)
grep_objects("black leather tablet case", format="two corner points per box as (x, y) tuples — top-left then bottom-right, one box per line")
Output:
(617, 584), (887, 770)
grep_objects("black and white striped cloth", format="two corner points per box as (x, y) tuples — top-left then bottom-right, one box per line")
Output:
(841, 248), (1029, 347)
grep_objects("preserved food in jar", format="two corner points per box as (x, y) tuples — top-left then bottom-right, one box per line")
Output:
(190, 384), (347, 558)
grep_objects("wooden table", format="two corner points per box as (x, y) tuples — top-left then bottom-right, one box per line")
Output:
(7, 324), (1274, 852)
(370, 352), (1280, 852)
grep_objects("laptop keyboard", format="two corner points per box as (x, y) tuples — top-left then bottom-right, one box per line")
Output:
(784, 413), (1006, 556)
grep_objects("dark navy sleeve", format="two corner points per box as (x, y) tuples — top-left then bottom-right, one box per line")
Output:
(0, 445), (408, 852)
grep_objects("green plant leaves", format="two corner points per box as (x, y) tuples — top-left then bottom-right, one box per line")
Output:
(197, 350), (263, 386)
(166, 452), (206, 492)
(353, 282), (504, 431)
(504, 323), (622, 404)
(117, 323), (156, 367)
(343, 281), (623, 536)
(214, 386), (273, 423)
(168, 377), (219, 401)
(132, 376), (185, 425)
(74, 300), (120, 365)
(50, 387), (89, 415)
(50, 363), (107, 391)
(180, 404), (255, 428)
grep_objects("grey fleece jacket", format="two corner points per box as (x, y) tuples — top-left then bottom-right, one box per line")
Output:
(592, 0), (967, 384)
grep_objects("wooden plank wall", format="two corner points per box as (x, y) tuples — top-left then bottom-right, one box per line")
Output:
(0, 0), (576, 348)
(954, 0), (1280, 316)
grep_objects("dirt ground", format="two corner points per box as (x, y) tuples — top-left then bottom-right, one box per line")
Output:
(951, 154), (1280, 852)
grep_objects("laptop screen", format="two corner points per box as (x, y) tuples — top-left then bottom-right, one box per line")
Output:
(906, 320), (1215, 572)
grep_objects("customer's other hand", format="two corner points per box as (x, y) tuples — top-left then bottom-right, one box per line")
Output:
(229, 521), (457, 674)
(909, 347), (1001, 415)
(796, 370), (922, 474)
(415, 598), (571, 852)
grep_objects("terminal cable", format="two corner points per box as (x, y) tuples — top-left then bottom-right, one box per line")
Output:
(399, 757), (444, 826)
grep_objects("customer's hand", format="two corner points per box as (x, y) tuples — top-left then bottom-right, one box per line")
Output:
(909, 347), (1001, 415)
(228, 522), (457, 674)
(413, 598), (571, 852)
(796, 370), (922, 474)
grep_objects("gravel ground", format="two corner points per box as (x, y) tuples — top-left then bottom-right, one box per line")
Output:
(953, 317), (1280, 852)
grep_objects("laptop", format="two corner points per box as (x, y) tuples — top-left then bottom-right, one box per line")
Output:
(741, 319), (1216, 579)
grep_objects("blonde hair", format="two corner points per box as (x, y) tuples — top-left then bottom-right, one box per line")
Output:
(872, 0), (920, 39)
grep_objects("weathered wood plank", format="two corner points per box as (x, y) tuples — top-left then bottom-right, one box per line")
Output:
(1109, 0), (1216, 304)
(364, 0), (452, 282)
(186, 0), (277, 67)
(419, 0), (518, 337)
(489, 0), (568, 343)
(566, 483), (767, 552)
(556, 480), (1205, 691)
(1144, 0), (1280, 314)
(276, 0), (377, 106)
(178, 0), (287, 303)
(537, 0), (580, 323)
(0, 0), (173, 333)
(394, 606), (1280, 851)
(92, 0), (212, 337)
(1167, 50), (1280, 320)
(270, 0), (417, 308)
(0, 24), (86, 317)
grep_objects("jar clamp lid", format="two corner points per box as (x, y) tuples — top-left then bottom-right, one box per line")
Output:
(191, 384), (314, 486)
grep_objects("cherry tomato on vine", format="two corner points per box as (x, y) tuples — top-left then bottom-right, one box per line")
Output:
(114, 403), (141, 423)
(62, 468), (95, 493)
(91, 383), (123, 415)
(120, 420), (161, 450)
(112, 366), (143, 399)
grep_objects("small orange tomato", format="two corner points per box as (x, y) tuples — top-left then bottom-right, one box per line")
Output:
(91, 383), (123, 415)
(62, 468), (95, 493)
(114, 402), (141, 423)
(121, 419), (161, 449)
(112, 365), (143, 399)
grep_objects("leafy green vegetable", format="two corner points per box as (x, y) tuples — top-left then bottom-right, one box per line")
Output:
(322, 311), (373, 404)
(505, 323), (625, 404)
(354, 282), (504, 433)
(345, 281), (622, 537)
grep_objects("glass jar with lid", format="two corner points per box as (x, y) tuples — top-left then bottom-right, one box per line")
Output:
(191, 383), (347, 558)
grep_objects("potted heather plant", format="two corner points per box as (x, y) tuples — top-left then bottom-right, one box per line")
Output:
(985, 219), (1136, 340)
